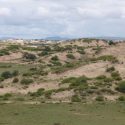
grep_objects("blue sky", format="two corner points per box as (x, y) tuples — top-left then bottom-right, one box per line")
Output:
(0, 0), (125, 38)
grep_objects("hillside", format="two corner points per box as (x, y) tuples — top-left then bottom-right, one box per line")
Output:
(0, 39), (125, 103)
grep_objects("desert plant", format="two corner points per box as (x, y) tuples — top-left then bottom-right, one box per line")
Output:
(111, 71), (122, 81)
(97, 55), (118, 63)
(71, 95), (81, 102)
(23, 52), (36, 61)
(66, 54), (75, 59)
(106, 67), (115, 72)
(51, 55), (59, 61)
(117, 81), (125, 93)
(0, 49), (9, 56)
(12, 70), (19, 76)
(1, 71), (12, 79)
(13, 78), (19, 83)
(95, 96), (104, 101)
(118, 96), (125, 101)
(21, 78), (33, 85)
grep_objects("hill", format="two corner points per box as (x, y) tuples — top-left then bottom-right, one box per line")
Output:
(0, 38), (125, 103)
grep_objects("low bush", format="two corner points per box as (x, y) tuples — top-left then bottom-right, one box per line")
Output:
(0, 77), (4, 82)
(108, 40), (115, 45)
(23, 52), (37, 61)
(77, 50), (85, 54)
(13, 78), (19, 83)
(95, 96), (104, 101)
(71, 95), (81, 102)
(66, 54), (75, 59)
(0, 49), (9, 56)
(106, 67), (115, 72)
(29, 88), (45, 97)
(50, 60), (62, 66)
(61, 77), (76, 84)
(44, 90), (53, 99)
(21, 78), (33, 85)
(51, 55), (59, 61)
(1, 70), (19, 79)
(7, 45), (20, 51)
(97, 55), (118, 63)
(118, 96), (125, 101)
(0, 93), (12, 100)
(117, 81), (125, 93)
(1, 71), (12, 79)
(62, 76), (88, 88)
(12, 70), (19, 76)
(111, 71), (122, 81)
(38, 51), (49, 56)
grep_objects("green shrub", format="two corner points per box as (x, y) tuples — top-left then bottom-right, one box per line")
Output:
(0, 49), (9, 56)
(77, 50), (85, 54)
(23, 72), (32, 76)
(39, 51), (49, 56)
(70, 76), (88, 88)
(51, 60), (62, 66)
(22, 47), (40, 51)
(117, 81), (125, 93)
(66, 54), (75, 59)
(0, 77), (4, 82)
(7, 45), (20, 51)
(44, 90), (53, 99)
(61, 77), (76, 84)
(51, 55), (59, 61)
(0, 93), (12, 100)
(106, 67), (115, 72)
(71, 95), (81, 102)
(93, 46), (102, 54)
(95, 75), (113, 83)
(1, 71), (12, 79)
(23, 52), (36, 61)
(43, 46), (51, 51)
(53, 123), (61, 125)
(21, 78), (33, 85)
(13, 78), (19, 83)
(118, 96), (125, 101)
(29, 88), (45, 97)
(64, 45), (73, 51)
(97, 55), (118, 63)
(111, 71), (122, 81)
(108, 40), (115, 45)
(15, 97), (25, 101)
(12, 70), (19, 76)
(95, 96), (104, 101)
(96, 75), (107, 80)
(62, 76), (88, 86)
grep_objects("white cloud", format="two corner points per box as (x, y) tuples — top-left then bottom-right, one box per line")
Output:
(0, 7), (11, 16)
(0, 0), (125, 38)
(37, 7), (50, 17)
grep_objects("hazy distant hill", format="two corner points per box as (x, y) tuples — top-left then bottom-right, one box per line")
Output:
(44, 36), (70, 41)
(0, 37), (16, 40)
(88, 37), (125, 41)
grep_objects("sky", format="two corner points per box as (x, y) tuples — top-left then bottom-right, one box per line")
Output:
(0, 0), (125, 39)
